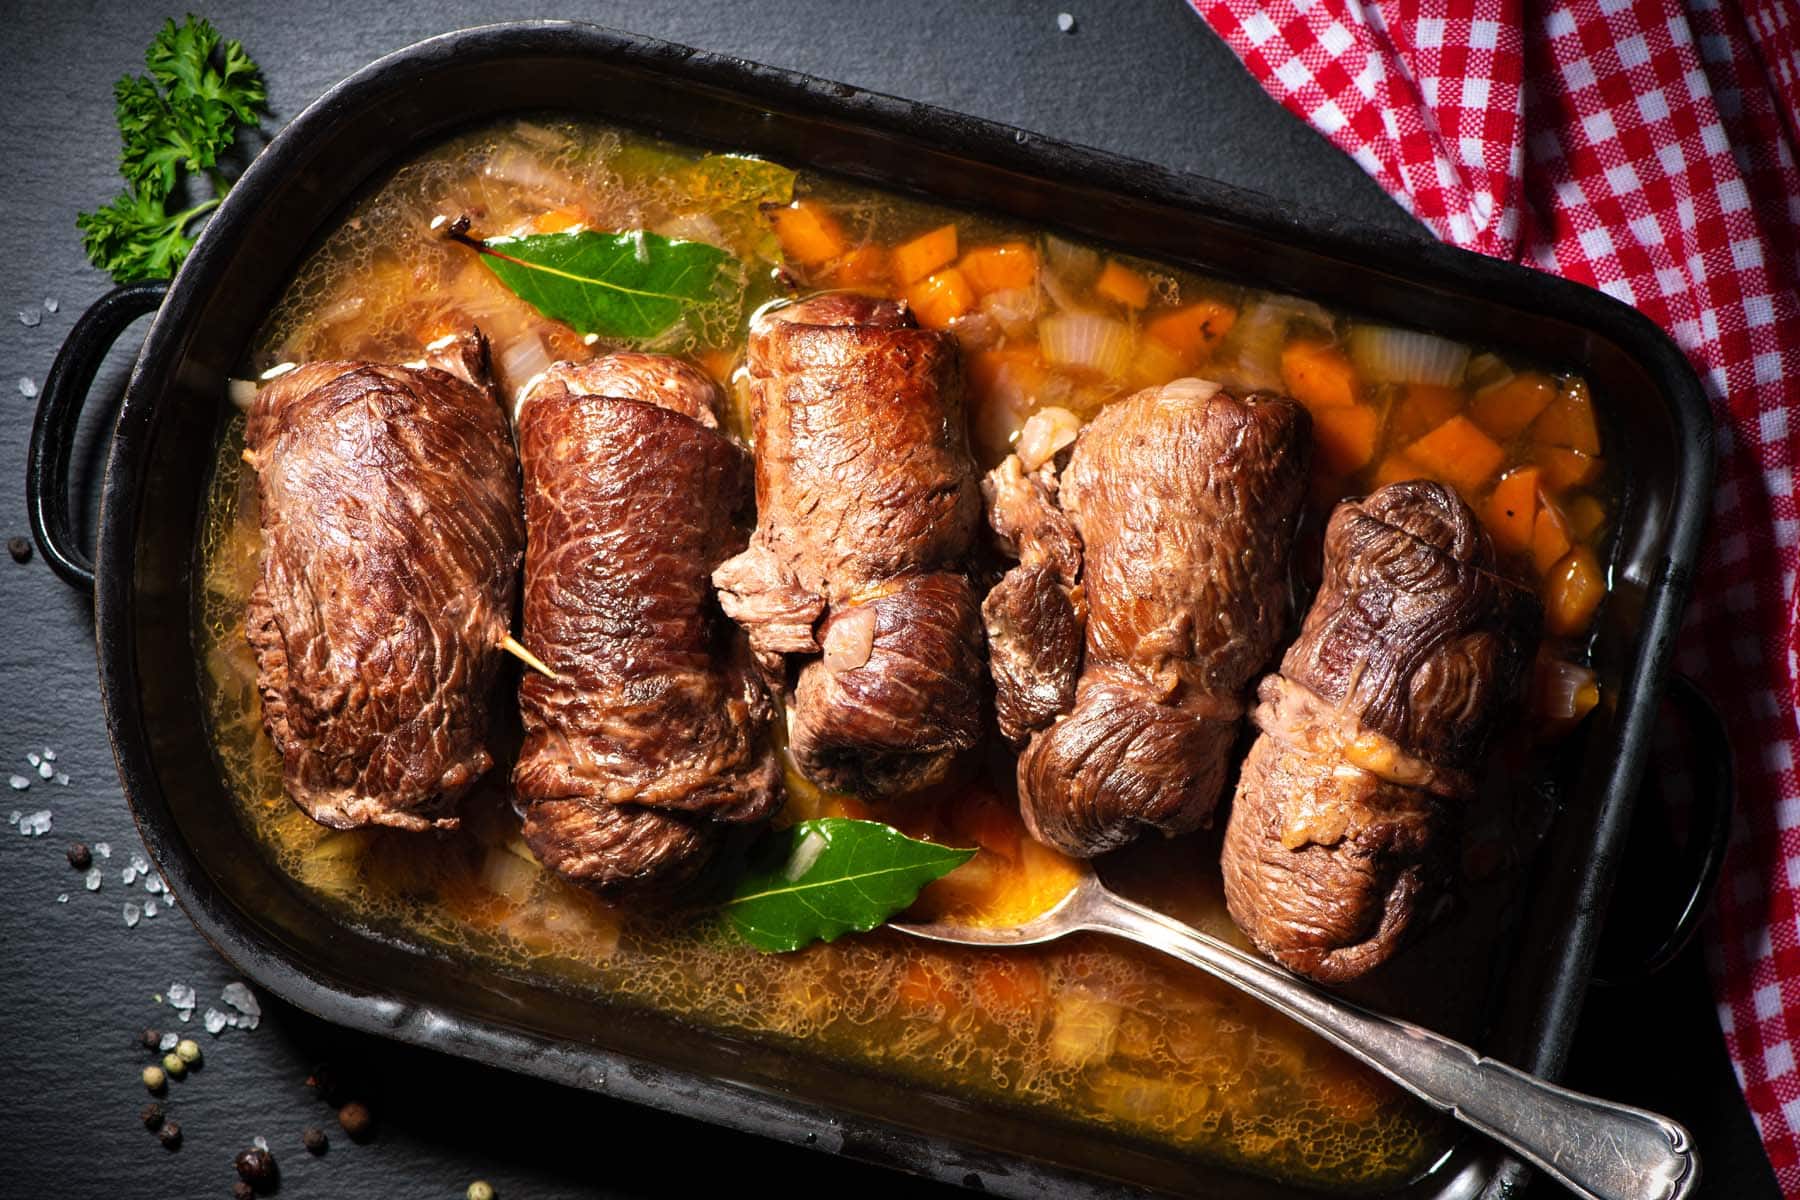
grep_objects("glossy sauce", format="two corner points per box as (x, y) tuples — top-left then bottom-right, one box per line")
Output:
(195, 116), (1614, 1190)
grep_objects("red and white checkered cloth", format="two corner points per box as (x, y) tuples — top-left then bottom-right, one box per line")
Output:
(1186, 0), (1800, 1185)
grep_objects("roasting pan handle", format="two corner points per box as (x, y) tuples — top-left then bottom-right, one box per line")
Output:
(26, 281), (168, 591)
(1595, 673), (1734, 987)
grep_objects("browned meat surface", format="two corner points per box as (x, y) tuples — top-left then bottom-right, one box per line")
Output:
(714, 293), (985, 797)
(1221, 480), (1541, 982)
(243, 330), (523, 831)
(986, 379), (1310, 856)
(513, 354), (780, 891)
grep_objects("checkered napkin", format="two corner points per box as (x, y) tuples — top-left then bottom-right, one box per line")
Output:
(1185, 0), (1800, 1184)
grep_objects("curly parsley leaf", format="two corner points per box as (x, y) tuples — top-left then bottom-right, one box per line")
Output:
(78, 15), (266, 282)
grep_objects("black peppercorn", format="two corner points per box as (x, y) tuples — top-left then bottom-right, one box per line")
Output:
(232, 1183), (255, 1200)
(141, 1102), (164, 1131)
(336, 1100), (373, 1141)
(159, 1120), (182, 1149)
(67, 842), (91, 870)
(302, 1126), (327, 1155)
(141, 1027), (163, 1051)
(235, 1147), (276, 1189)
(8, 536), (32, 564)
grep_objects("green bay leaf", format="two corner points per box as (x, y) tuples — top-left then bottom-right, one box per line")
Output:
(470, 229), (738, 340)
(722, 818), (975, 954)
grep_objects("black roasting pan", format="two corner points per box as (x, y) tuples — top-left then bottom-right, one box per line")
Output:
(25, 21), (1725, 1200)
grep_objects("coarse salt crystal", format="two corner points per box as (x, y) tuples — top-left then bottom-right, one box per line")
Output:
(221, 982), (261, 1029)
(17, 377), (36, 398)
(95, 842), (111, 858)
(144, 899), (157, 918)
(18, 309), (40, 327)
(9, 775), (29, 791)
(1057, 12), (1077, 32)
(203, 1008), (227, 1035)
(19, 810), (51, 836)
(84, 867), (101, 891)
(123, 867), (138, 886)
(178, 1011), (190, 1022)
(145, 876), (163, 894)
(27, 753), (40, 767)
(124, 902), (141, 928)
(131, 853), (150, 874)
(37, 761), (52, 779)
(44, 298), (59, 313)
(6, 811), (16, 824)
(42, 749), (55, 762)
(56, 893), (67, 903)
(253, 1136), (269, 1152)
(160, 1032), (178, 1052)
(54, 773), (68, 786)
(168, 982), (197, 1012)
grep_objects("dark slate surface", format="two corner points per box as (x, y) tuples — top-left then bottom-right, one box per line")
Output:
(0, 2), (1777, 1197)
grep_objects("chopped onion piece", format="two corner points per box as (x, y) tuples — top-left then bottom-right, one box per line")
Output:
(483, 144), (570, 196)
(226, 379), (258, 412)
(1465, 351), (1512, 391)
(1040, 313), (1134, 380)
(479, 846), (538, 904)
(1214, 296), (1329, 392)
(980, 287), (1039, 340)
(1043, 236), (1100, 286)
(1015, 406), (1081, 471)
(1537, 657), (1599, 722)
(510, 120), (572, 151)
(947, 311), (1000, 352)
(657, 211), (722, 245)
(1347, 325), (1471, 386)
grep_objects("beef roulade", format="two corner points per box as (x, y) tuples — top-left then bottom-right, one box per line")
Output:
(713, 293), (985, 798)
(243, 329), (523, 831)
(984, 379), (1311, 857)
(1220, 480), (1541, 983)
(513, 354), (781, 892)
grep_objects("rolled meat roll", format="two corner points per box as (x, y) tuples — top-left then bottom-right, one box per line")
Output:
(243, 329), (523, 831)
(1220, 480), (1541, 983)
(714, 293), (985, 798)
(983, 380), (1310, 857)
(514, 353), (781, 892)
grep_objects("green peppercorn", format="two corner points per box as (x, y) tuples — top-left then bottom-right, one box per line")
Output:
(467, 1183), (496, 1200)
(175, 1038), (202, 1065)
(140, 1102), (164, 1131)
(161, 1052), (187, 1079)
(158, 1119), (182, 1149)
(142, 1064), (167, 1092)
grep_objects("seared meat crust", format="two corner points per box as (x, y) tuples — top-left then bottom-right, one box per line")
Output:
(514, 355), (780, 892)
(714, 293), (985, 796)
(243, 330), (523, 831)
(1221, 481), (1540, 982)
(986, 379), (1310, 856)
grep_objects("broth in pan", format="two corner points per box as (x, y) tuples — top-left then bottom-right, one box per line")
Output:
(196, 116), (1614, 1189)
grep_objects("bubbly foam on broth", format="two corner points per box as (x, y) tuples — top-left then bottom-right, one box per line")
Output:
(197, 115), (1618, 1190)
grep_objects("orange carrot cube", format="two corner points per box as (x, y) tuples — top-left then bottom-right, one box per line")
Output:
(1094, 260), (1151, 308)
(1405, 415), (1506, 494)
(893, 223), (960, 285)
(906, 268), (975, 330)
(1312, 404), (1380, 474)
(1544, 545), (1606, 635)
(959, 242), (1038, 294)
(829, 244), (890, 287)
(1391, 383), (1466, 444)
(1373, 451), (1427, 488)
(1280, 339), (1360, 410)
(1530, 379), (1602, 454)
(1483, 466), (1540, 556)
(1533, 444), (1603, 492)
(768, 200), (847, 266)
(1567, 494), (1607, 540)
(1145, 300), (1238, 365)
(1531, 499), (1574, 574)
(1469, 372), (1556, 440)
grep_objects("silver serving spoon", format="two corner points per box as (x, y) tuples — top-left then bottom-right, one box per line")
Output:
(894, 867), (1696, 1200)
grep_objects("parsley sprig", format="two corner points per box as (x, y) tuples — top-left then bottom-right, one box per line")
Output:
(77, 16), (266, 283)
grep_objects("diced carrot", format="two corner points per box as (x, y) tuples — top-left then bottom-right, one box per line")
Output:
(1544, 545), (1607, 635)
(1533, 444), (1603, 492)
(1373, 451), (1427, 488)
(1469, 371), (1556, 440)
(1531, 499), (1574, 574)
(532, 204), (586, 233)
(1280, 340), (1360, 411)
(829, 244), (890, 287)
(1483, 466), (1540, 556)
(1312, 404), (1380, 474)
(767, 199), (847, 266)
(967, 344), (1042, 400)
(975, 958), (1048, 1016)
(1567, 493), (1607, 540)
(958, 242), (1038, 294)
(1094, 260), (1151, 308)
(1126, 336), (1185, 391)
(906, 267), (975, 330)
(1405, 415), (1506, 495)
(1530, 379), (1602, 454)
(1390, 384), (1465, 444)
(1145, 299), (1238, 365)
(893, 223), (959, 285)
